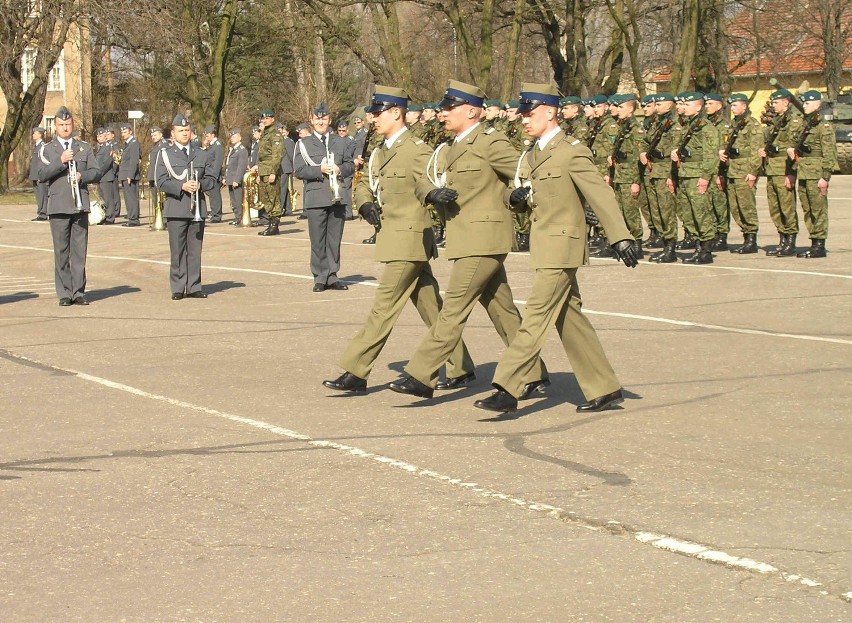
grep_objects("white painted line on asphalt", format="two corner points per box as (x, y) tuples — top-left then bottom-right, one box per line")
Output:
(0, 347), (844, 602)
(1, 243), (849, 346)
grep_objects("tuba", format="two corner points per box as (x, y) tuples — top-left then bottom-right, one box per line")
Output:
(241, 170), (258, 227)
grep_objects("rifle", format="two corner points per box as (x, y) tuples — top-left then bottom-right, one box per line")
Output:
(763, 109), (790, 159)
(352, 123), (375, 190)
(793, 113), (821, 158)
(718, 114), (750, 185)
(644, 116), (673, 165)
(675, 116), (702, 161)
(607, 118), (631, 184)
(585, 117), (604, 156)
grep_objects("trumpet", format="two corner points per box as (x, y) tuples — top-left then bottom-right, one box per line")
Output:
(190, 163), (203, 222)
(68, 156), (83, 211)
(324, 144), (342, 204)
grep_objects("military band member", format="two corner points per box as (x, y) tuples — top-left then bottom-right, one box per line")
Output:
(388, 80), (548, 400)
(322, 85), (475, 393)
(29, 127), (49, 221)
(249, 125), (261, 168)
(719, 93), (762, 254)
(279, 128), (297, 218)
(38, 106), (101, 306)
(117, 122), (141, 226)
(758, 89), (802, 256)
(294, 103), (355, 291)
(202, 126), (225, 223)
(94, 129), (116, 224)
(703, 93), (731, 250)
(156, 114), (216, 300)
(641, 94), (679, 262)
(224, 128), (249, 224)
(788, 90), (836, 258)
(475, 84), (637, 414)
(256, 110), (285, 236)
(103, 128), (121, 222)
(148, 126), (170, 199)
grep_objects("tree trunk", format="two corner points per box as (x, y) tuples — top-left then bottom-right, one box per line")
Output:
(500, 0), (526, 101)
(670, 0), (700, 93)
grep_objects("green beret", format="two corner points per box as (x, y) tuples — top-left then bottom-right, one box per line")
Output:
(727, 93), (748, 103)
(408, 103), (423, 112)
(676, 92), (704, 102)
(505, 99), (520, 110)
(800, 90), (822, 102)
(703, 93), (723, 103)
(770, 89), (792, 100)
(560, 96), (582, 106)
(260, 109), (275, 118)
(484, 99), (502, 108)
(640, 95), (656, 105)
(589, 94), (609, 106)
(608, 93), (637, 105)
(655, 93), (675, 102)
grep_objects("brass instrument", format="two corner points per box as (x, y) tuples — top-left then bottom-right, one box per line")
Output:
(139, 159), (148, 200)
(287, 172), (299, 213)
(148, 183), (166, 231)
(68, 156), (83, 211)
(111, 147), (123, 166)
(324, 141), (342, 203)
(241, 170), (257, 227)
(190, 163), (203, 222)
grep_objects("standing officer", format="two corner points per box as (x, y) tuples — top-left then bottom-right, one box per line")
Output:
(224, 128), (249, 224)
(668, 92), (720, 264)
(29, 126), (49, 221)
(475, 84), (637, 414)
(156, 114), (217, 300)
(388, 80), (548, 400)
(322, 85), (475, 393)
(94, 128), (117, 224)
(279, 125), (297, 218)
(147, 126), (170, 199)
(249, 125), (261, 168)
(117, 122), (141, 226)
(336, 120), (357, 220)
(788, 90), (837, 258)
(202, 126), (225, 223)
(719, 93), (762, 254)
(103, 128), (121, 223)
(641, 94), (678, 262)
(703, 93), (731, 250)
(256, 110), (285, 236)
(758, 89), (802, 256)
(37, 106), (101, 306)
(294, 103), (355, 291)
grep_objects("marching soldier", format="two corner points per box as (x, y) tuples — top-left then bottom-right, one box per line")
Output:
(224, 128), (249, 224)
(641, 94), (678, 262)
(293, 103), (355, 291)
(474, 84), (637, 414)
(388, 80), (548, 401)
(758, 89), (802, 256)
(37, 106), (101, 306)
(668, 92), (720, 264)
(29, 126), (48, 221)
(788, 90), (837, 258)
(322, 85), (475, 394)
(117, 122), (141, 226)
(201, 126), (225, 223)
(703, 93), (731, 250)
(156, 114), (217, 300)
(719, 93), (763, 254)
(256, 110), (285, 236)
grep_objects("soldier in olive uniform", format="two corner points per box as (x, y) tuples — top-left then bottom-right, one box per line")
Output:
(405, 104), (427, 140)
(605, 94), (645, 257)
(322, 86), (475, 393)
(758, 89), (802, 256)
(787, 90), (837, 258)
(559, 96), (588, 141)
(389, 80), (548, 400)
(256, 110), (285, 236)
(475, 84), (638, 414)
(668, 92), (720, 264)
(636, 95), (657, 245)
(719, 93), (763, 254)
(703, 94), (731, 250)
(586, 95), (619, 255)
(641, 94), (678, 262)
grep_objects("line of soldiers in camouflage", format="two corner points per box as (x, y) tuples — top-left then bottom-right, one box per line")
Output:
(393, 87), (837, 262)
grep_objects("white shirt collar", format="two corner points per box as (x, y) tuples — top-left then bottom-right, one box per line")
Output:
(537, 126), (562, 150)
(454, 122), (481, 143)
(314, 131), (329, 142)
(385, 126), (408, 149)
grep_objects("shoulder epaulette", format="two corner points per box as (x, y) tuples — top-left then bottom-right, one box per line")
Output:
(414, 139), (424, 145)
(570, 139), (581, 146)
(484, 127), (496, 134)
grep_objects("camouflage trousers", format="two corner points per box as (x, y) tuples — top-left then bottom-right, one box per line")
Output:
(797, 179), (829, 240)
(637, 180), (652, 231)
(646, 178), (677, 241)
(675, 178), (715, 242)
(726, 176), (759, 234)
(258, 177), (282, 219)
(766, 175), (798, 235)
(513, 210), (530, 235)
(708, 176), (730, 235)
(614, 183), (643, 240)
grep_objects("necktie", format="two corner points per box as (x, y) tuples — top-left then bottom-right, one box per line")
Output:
(64, 141), (70, 151)
(321, 135), (327, 147)
(185, 146), (190, 158)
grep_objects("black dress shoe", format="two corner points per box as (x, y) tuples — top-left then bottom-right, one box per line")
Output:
(362, 233), (377, 244)
(122, 221), (141, 227)
(32, 215), (48, 221)
(323, 372), (367, 393)
(58, 297), (72, 306)
(171, 292), (185, 300)
(389, 375), (434, 399)
(436, 372), (476, 390)
(210, 218), (222, 224)
(102, 220), (115, 225)
(72, 296), (89, 305)
(186, 291), (207, 299)
(312, 283), (326, 292)
(298, 213), (308, 220)
(474, 390), (518, 413)
(518, 379), (551, 400)
(327, 282), (348, 291)
(576, 389), (624, 412)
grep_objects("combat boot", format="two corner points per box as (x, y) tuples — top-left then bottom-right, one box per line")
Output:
(362, 232), (377, 244)
(590, 239), (616, 258)
(675, 231), (695, 250)
(517, 233), (530, 252)
(710, 233), (728, 251)
(797, 239), (826, 258)
(732, 233), (758, 254)
(257, 218), (280, 236)
(765, 233), (786, 256)
(649, 239), (677, 263)
(643, 228), (663, 249)
(256, 208), (269, 226)
(777, 233), (797, 257)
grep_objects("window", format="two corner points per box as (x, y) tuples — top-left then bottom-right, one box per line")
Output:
(43, 117), (55, 139)
(21, 49), (35, 89)
(20, 48), (65, 92)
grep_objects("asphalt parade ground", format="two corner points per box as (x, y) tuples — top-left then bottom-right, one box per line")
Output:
(1, 178), (850, 622)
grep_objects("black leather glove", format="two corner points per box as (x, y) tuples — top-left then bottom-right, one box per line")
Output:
(584, 207), (599, 226)
(425, 188), (458, 205)
(358, 202), (381, 229)
(509, 186), (531, 208)
(612, 239), (639, 268)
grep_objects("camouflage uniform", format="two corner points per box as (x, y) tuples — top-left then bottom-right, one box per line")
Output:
(705, 107), (731, 244)
(503, 117), (533, 248)
(721, 101), (763, 252)
(257, 122), (284, 220)
(642, 106), (678, 258)
(763, 109), (802, 239)
(670, 112), (720, 244)
(610, 113), (645, 242)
